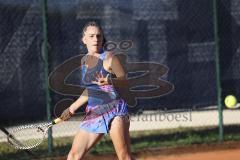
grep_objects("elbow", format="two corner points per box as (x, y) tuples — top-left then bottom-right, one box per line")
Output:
(124, 79), (129, 87)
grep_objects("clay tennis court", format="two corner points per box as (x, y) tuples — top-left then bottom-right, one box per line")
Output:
(141, 142), (240, 160)
(146, 149), (240, 160)
(53, 141), (240, 160)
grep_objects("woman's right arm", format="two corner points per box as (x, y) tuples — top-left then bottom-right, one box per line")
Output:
(69, 89), (88, 114)
(60, 89), (88, 121)
(69, 55), (89, 113)
(60, 57), (88, 120)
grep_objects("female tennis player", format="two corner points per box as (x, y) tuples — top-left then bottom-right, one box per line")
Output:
(60, 21), (134, 160)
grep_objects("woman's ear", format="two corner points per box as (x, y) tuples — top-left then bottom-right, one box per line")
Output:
(82, 37), (86, 45)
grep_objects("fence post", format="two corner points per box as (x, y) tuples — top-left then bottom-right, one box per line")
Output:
(213, 0), (224, 142)
(41, 0), (53, 152)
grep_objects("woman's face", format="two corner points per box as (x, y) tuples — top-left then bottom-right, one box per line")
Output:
(82, 26), (103, 54)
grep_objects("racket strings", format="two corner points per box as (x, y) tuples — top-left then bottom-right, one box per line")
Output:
(9, 136), (42, 149)
(8, 124), (48, 149)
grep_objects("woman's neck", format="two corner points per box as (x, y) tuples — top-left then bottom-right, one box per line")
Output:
(88, 52), (99, 55)
(87, 49), (103, 57)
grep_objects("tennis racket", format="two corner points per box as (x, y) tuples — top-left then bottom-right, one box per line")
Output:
(7, 118), (62, 150)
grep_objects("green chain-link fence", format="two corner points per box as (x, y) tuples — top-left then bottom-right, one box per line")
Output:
(0, 0), (240, 156)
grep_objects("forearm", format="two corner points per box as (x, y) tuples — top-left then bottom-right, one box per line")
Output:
(69, 89), (88, 113)
(108, 77), (129, 88)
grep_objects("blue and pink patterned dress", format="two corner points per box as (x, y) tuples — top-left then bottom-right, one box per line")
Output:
(80, 51), (128, 133)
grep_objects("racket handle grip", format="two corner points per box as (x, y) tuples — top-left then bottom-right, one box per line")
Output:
(52, 118), (62, 124)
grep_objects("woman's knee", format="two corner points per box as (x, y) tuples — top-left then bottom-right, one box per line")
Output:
(116, 148), (134, 160)
(67, 149), (84, 160)
(117, 152), (133, 160)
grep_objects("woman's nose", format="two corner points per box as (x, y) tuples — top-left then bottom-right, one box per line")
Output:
(93, 36), (98, 41)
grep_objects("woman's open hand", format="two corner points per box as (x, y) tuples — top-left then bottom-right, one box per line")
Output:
(92, 72), (109, 86)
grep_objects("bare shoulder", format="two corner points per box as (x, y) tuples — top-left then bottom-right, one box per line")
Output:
(104, 51), (120, 71)
(105, 51), (114, 60)
(80, 55), (87, 65)
(105, 51), (120, 63)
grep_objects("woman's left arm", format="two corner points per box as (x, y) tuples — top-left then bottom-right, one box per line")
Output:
(108, 54), (129, 87)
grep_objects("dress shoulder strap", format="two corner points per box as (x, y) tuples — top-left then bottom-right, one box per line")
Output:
(99, 50), (107, 60)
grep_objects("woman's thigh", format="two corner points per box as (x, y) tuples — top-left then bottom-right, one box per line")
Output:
(70, 129), (103, 156)
(109, 116), (131, 155)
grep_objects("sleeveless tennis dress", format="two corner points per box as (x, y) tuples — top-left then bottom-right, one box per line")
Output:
(80, 51), (128, 133)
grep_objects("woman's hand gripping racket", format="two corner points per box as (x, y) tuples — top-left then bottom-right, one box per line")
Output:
(7, 108), (73, 150)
